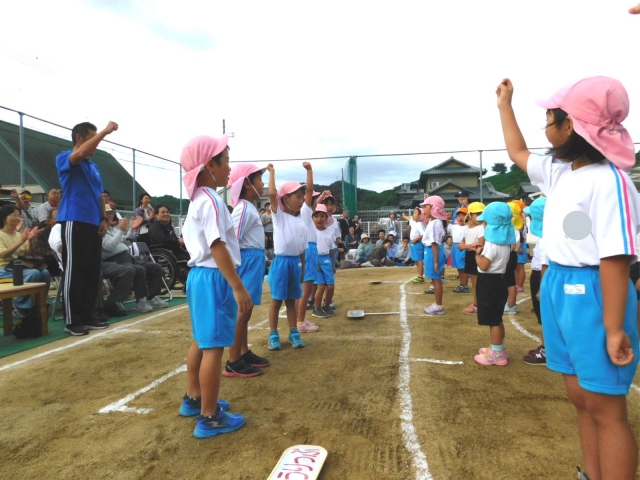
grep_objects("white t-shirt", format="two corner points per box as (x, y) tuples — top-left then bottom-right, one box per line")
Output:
(450, 224), (465, 244)
(528, 154), (640, 266)
(272, 208), (308, 256)
(232, 200), (264, 250)
(478, 241), (510, 274)
(531, 237), (548, 271)
(300, 204), (317, 244)
(315, 227), (335, 255)
(422, 219), (444, 246)
(463, 224), (484, 245)
(410, 221), (425, 242)
(183, 187), (241, 268)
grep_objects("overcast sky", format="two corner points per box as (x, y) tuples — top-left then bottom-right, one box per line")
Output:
(2, 0), (639, 198)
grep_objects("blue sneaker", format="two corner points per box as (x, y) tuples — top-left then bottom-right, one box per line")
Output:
(288, 330), (305, 348)
(179, 394), (230, 417)
(504, 304), (519, 314)
(194, 409), (245, 438)
(268, 331), (282, 350)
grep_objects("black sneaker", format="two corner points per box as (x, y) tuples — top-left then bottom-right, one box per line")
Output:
(312, 308), (329, 318)
(322, 307), (336, 317)
(222, 359), (262, 378)
(241, 350), (270, 368)
(104, 301), (128, 317)
(65, 324), (89, 336)
(84, 318), (109, 330)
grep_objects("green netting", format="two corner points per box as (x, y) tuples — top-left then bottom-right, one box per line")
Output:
(0, 297), (188, 359)
(342, 156), (357, 215)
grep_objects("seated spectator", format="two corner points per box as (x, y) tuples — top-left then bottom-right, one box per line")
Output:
(148, 204), (190, 262)
(386, 234), (399, 259)
(102, 205), (168, 313)
(101, 191), (122, 223)
(356, 233), (372, 264)
(37, 188), (61, 222)
(392, 237), (414, 266)
(37, 207), (58, 230)
(133, 192), (155, 242)
(18, 190), (40, 229)
(0, 205), (50, 316)
(31, 209), (62, 277)
(375, 229), (386, 247)
(98, 261), (136, 318)
(353, 215), (363, 237)
(344, 226), (359, 255)
(367, 239), (395, 267)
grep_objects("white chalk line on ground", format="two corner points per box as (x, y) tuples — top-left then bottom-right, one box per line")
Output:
(98, 318), (270, 415)
(410, 358), (464, 365)
(0, 305), (189, 372)
(398, 278), (433, 480)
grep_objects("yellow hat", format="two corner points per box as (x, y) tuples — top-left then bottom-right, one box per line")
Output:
(467, 202), (485, 214)
(507, 202), (524, 230)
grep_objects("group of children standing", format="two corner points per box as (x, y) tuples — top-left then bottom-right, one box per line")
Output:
(173, 73), (640, 480)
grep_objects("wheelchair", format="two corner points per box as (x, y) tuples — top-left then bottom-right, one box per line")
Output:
(148, 245), (189, 291)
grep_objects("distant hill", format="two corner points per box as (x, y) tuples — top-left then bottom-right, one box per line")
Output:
(482, 166), (530, 197)
(314, 181), (400, 211)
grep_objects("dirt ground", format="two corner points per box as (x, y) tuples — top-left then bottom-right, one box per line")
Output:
(1, 265), (639, 480)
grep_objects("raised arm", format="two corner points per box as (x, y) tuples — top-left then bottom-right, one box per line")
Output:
(303, 162), (313, 207)
(267, 164), (277, 213)
(496, 79), (530, 172)
(70, 121), (119, 166)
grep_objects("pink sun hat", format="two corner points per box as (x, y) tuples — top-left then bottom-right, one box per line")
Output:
(277, 180), (306, 211)
(535, 76), (635, 172)
(422, 195), (448, 220)
(313, 203), (332, 226)
(180, 135), (228, 200)
(228, 163), (266, 207)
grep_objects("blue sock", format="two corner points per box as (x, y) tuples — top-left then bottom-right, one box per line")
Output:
(491, 344), (503, 352)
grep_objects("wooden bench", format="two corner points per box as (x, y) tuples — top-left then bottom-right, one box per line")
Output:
(0, 282), (49, 336)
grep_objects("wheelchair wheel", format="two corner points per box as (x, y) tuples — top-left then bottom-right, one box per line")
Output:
(147, 247), (177, 292)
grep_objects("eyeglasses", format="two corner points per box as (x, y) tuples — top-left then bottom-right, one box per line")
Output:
(10, 213), (22, 218)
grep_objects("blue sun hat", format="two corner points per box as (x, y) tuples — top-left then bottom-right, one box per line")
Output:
(523, 197), (547, 238)
(477, 202), (513, 245)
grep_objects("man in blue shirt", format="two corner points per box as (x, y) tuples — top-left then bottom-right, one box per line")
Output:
(57, 121), (118, 335)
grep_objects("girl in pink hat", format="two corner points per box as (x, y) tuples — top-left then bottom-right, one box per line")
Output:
(224, 162), (270, 378)
(497, 77), (640, 479)
(421, 196), (449, 315)
(178, 135), (250, 438)
(266, 163), (309, 351)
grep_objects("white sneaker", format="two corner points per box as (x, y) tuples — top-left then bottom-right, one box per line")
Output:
(149, 297), (169, 308)
(135, 298), (153, 313)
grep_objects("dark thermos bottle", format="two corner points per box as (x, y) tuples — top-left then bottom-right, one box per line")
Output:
(13, 260), (24, 286)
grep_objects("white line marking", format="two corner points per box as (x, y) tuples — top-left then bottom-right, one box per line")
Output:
(0, 306), (189, 372)
(632, 384), (640, 395)
(99, 365), (186, 414)
(410, 358), (464, 365)
(505, 297), (542, 344)
(398, 278), (433, 480)
(98, 317), (270, 414)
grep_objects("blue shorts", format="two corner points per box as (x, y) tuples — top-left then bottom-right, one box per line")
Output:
(541, 262), (639, 395)
(303, 242), (319, 283)
(517, 245), (528, 264)
(268, 255), (302, 301)
(424, 245), (446, 279)
(410, 242), (424, 261)
(186, 267), (237, 349)
(451, 244), (466, 269)
(314, 254), (335, 285)
(238, 248), (266, 305)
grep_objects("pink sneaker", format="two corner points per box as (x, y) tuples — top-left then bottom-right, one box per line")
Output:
(478, 346), (509, 360)
(516, 286), (525, 293)
(474, 349), (508, 366)
(424, 304), (445, 315)
(297, 319), (319, 333)
(462, 303), (477, 315)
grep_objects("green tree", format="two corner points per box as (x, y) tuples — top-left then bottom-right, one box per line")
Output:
(492, 163), (507, 175)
